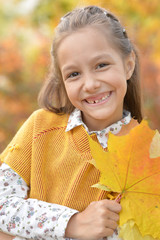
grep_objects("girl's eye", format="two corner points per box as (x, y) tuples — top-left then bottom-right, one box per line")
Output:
(97, 63), (108, 69)
(67, 72), (80, 79)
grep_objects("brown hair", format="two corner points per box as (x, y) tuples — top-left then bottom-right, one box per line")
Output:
(38, 5), (143, 122)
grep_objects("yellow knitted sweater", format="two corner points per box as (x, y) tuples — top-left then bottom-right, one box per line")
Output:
(0, 109), (138, 212)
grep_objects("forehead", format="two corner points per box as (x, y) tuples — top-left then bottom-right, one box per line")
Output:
(58, 26), (111, 49)
(57, 27), (120, 65)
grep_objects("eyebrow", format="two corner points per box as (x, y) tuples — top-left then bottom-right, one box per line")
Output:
(61, 64), (78, 73)
(61, 53), (113, 73)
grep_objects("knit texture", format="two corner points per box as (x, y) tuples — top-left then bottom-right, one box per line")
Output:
(0, 109), (138, 212)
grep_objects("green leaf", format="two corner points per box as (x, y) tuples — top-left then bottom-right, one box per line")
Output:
(91, 183), (112, 192)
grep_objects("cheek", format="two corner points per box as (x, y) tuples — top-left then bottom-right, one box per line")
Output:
(110, 73), (127, 99)
(118, 81), (128, 100)
(64, 83), (77, 102)
(107, 73), (127, 92)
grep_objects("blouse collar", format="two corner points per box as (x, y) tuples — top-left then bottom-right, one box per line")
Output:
(66, 108), (131, 148)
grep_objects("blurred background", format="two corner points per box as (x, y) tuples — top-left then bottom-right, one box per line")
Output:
(0, 0), (160, 152)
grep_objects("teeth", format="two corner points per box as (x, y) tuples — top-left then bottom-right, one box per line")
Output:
(86, 93), (110, 104)
(88, 100), (94, 104)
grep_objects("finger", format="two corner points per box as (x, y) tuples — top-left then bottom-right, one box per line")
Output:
(106, 211), (119, 222)
(105, 219), (118, 230)
(103, 228), (114, 237)
(103, 200), (122, 213)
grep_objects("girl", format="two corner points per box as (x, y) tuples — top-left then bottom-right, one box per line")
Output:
(0, 5), (142, 240)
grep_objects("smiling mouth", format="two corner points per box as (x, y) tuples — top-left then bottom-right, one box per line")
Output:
(85, 92), (112, 104)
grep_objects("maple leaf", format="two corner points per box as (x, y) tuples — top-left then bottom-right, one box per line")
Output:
(119, 220), (159, 240)
(88, 120), (160, 239)
(150, 130), (160, 158)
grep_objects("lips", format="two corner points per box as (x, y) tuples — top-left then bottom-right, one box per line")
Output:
(85, 92), (111, 104)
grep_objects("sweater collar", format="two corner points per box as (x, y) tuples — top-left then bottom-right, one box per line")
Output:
(66, 108), (131, 148)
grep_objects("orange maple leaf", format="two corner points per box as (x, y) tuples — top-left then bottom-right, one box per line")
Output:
(88, 120), (160, 239)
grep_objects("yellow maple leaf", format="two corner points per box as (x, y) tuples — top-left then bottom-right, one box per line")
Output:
(150, 130), (160, 158)
(119, 219), (159, 240)
(88, 120), (160, 239)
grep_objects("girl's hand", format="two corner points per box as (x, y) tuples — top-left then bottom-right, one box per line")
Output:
(0, 232), (14, 240)
(65, 199), (121, 240)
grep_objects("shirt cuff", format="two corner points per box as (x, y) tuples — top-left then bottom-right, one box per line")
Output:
(54, 208), (78, 239)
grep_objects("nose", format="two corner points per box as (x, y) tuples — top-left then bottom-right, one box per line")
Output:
(83, 72), (100, 92)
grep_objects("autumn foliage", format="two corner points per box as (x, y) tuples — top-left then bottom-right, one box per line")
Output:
(89, 120), (160, 239)
(0, 0), (160, 152)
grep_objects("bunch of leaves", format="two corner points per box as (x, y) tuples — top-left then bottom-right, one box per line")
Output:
(88, 120), (160, 239)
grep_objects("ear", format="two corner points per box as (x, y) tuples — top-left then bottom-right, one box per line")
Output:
(125, 50), (136, 80)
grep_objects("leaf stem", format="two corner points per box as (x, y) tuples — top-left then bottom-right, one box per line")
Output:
(115, 193), (122, 203)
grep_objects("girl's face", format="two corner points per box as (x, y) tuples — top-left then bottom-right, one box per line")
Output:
(57, 27), (135, 131)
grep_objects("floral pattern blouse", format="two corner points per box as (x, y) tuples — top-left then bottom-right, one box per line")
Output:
(0, 109), (131, 240)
